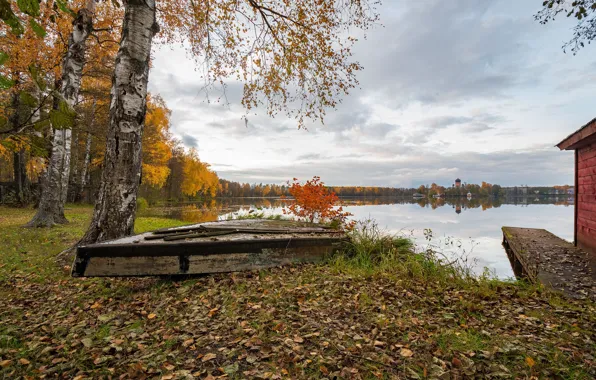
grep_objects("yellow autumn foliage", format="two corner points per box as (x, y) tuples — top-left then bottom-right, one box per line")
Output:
(141, 96), (173, 188)
(181, 148), (219, 197)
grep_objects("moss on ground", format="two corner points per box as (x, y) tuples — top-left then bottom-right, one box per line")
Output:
(0, 206), (594, 379)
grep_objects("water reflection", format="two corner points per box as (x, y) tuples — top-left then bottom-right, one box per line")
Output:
(138, 196), (574, 279)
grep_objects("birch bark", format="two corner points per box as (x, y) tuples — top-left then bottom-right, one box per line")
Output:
(78, 129), (93, 201)
(27, 7), (93, 227)
(80, 0), (158, 243)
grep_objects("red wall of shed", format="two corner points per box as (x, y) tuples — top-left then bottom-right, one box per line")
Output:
(576, 142), (596, 255)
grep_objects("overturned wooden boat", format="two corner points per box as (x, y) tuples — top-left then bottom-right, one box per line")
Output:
(72, 219), (347, 277)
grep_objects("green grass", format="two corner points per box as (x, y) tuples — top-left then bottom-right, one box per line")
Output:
(436, 330), (491, 353)
(0, 205), (186, 282)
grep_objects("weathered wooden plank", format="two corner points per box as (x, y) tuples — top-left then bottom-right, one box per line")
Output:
(162, 230), (237, 241)
(577, 167), (596, 178)
(187, 246), (329, 274)
(501, 227), (595, 300)
(578, 145), (596, 160)
(578, 202), (596, 212)
(77, 237), (345, 258)
(84, 256), (182, 276)
(577, 208), (596, 223)
(577, 216), (596, 231)
(75, 243), (339, 277)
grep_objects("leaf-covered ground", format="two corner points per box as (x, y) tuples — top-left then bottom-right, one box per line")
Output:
(1, 206), (595, 379)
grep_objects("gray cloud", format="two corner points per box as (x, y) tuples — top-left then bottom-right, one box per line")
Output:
(218, 147), (574, 187)
(181, 134), (199, 148)
(355, 0), (537, 107)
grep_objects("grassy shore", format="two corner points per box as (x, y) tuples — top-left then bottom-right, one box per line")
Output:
(0, 205), (594, 379)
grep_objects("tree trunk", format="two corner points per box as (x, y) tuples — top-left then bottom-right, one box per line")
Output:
(79, 0), (158, 243)
(26, 7), (93, 227)
(69, 126), (79, 202)
(8, 87), (29, 206)
(78, 129), (93, 202)
(13, 150), (29, 205)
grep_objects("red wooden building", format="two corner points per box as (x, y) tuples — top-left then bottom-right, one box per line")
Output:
(557, 117), (596, 253)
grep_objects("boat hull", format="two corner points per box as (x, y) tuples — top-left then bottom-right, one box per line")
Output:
(72, 219), (346, 277)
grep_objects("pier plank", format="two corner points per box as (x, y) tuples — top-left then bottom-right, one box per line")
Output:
(502, 227), (596, 300)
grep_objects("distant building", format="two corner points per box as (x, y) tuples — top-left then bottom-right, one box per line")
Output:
(455, 178), (461, 188)
(557, 117), (596, 255)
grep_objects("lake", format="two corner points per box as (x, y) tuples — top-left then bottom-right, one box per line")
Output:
(139, 196), (574, 279)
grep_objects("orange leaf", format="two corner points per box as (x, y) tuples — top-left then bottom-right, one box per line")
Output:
(400, 348), (414, 357)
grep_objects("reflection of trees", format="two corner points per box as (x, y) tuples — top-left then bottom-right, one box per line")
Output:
(179, 204), (220, 223)
(140, 195), (573, 221)
(335, 195), (572, 211)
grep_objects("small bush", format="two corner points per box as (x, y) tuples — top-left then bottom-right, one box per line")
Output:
(283, 176), (354, 229)
(136, 197), (149, 211)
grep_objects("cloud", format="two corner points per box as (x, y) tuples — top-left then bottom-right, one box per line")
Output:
(181, 134), (199, 148)
(354, 0), (537, 108)
(218, 147), (574, 187)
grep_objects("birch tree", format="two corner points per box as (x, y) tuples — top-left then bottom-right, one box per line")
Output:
(80, 0), (380, 243)
(26, 3), (94, 226)
(79, 0), (159, 243)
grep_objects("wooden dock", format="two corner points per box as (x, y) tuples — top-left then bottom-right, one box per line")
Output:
(502, 227), (596, 300)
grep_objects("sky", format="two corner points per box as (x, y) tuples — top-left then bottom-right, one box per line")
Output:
(149, 0), (596, 188)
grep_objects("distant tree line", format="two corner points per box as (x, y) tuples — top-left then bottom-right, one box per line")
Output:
(216, 182), (420, 198)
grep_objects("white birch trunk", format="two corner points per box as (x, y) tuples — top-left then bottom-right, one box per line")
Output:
(80, 0), (158, 243)
(79, 130), (92, 200)
(27, 7), (93, 227)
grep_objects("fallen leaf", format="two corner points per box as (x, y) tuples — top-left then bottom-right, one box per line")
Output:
(293, 336), (304, 343)
(0, 360), (11, 368)
(208, 307), (219, 317)
(400, 348), (414, 357)
(147, 313), (156, 319)
(320, 365), (329, 375)
(19, 358), (30, 365)
(90, 302), (101, 309)
(452, 357), (462, 367)
(223, 362), (239, 374)
(202, 353), (217, 362)
(525, 356), (535, 368)
(81, 338), (93, 348)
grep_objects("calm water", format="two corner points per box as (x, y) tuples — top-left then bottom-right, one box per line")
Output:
(139, 196), (574, 279)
